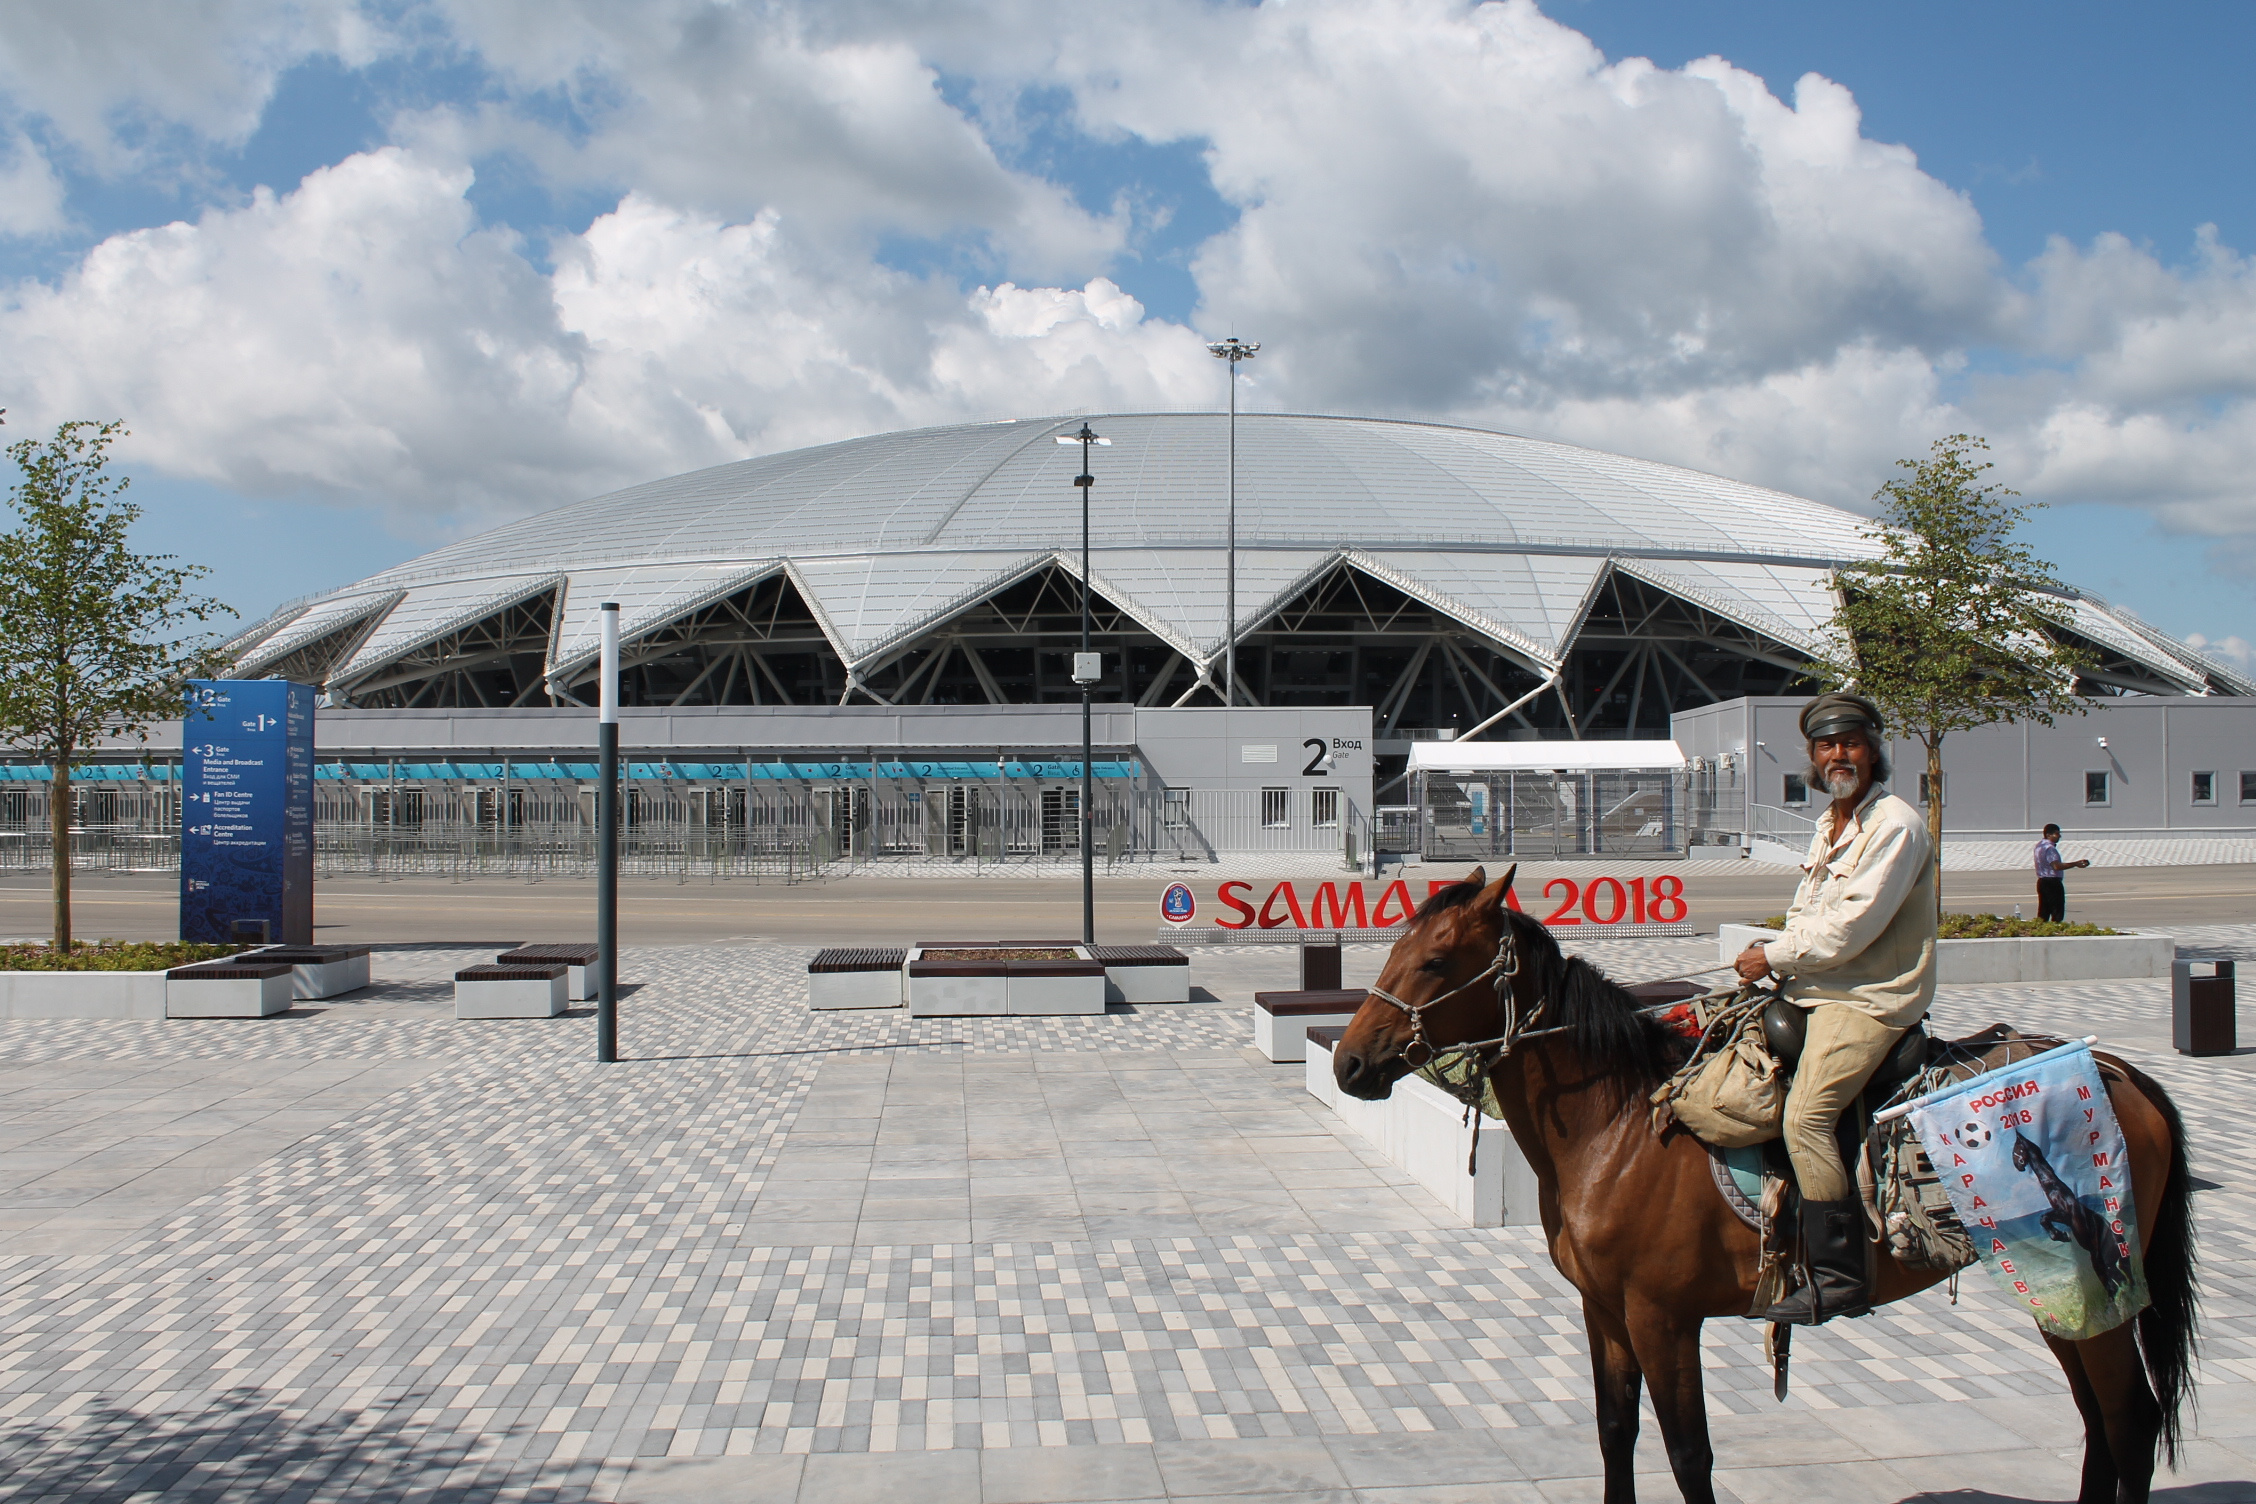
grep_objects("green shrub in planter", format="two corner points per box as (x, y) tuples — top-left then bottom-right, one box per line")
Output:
(0, 940), (250, 972)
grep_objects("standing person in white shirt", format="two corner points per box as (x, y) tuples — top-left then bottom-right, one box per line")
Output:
(1731, 692), (1938, 1324)
(2033, 823), (2090, 923)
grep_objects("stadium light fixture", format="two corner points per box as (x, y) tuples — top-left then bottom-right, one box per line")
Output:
(1205, 338), (1257, 704)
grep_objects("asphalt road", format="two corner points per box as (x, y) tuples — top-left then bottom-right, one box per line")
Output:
(3, 860), (2247, 946)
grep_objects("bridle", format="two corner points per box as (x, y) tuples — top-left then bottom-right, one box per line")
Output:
(1364, 916), (1568, 1097)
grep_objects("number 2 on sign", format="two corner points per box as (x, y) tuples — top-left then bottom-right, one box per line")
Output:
(1540, 873), (1686, 926)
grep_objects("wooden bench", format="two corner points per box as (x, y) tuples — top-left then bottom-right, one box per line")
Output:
(166, 959), (295, 1018)
(1253, 988), (1369, 1063)
(807, 947), (908, 1010)
(495, 944), (601, 1001)
(1088, 944), (1191, 1004)
(248, 944), (371, 1000)
(455, 962), (567, 1019)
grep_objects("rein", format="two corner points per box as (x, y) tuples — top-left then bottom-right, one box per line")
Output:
(1364, 926), (1705, 1172)
(1365, 921), (1567, 1111)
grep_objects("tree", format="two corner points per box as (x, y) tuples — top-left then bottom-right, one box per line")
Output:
(1820, 434), (2090, 913)
(0, 421), (232, 952)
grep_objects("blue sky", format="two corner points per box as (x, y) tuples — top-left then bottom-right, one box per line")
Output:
(1, 1), (2252, 667)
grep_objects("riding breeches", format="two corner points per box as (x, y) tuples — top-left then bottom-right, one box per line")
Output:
(1781, 1004), (1905, 1201)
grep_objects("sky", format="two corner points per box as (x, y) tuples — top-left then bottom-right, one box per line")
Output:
(1, 0), (2252, 673)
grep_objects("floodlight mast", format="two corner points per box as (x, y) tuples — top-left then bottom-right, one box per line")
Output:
(1205, 338), (1258, 704)
(596, 601), (620, 1064)
(1058, 424), (1110, 945)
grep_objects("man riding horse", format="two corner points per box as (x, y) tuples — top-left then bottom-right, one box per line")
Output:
(1732, 692), (1939, 1325)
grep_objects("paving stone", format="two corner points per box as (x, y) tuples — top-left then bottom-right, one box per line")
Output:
(0, 931), (2251, 1500)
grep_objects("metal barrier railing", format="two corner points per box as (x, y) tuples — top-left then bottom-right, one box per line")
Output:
(0, 783), (1377, 877)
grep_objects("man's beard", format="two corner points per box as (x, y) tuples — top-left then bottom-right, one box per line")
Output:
(1822, 767), (1862, 799)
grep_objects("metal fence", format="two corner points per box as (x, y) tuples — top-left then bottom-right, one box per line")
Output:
(1414, 769), (1685, 861)
(0, 775), (1374, 877)
(1411, 758), (1752, 861)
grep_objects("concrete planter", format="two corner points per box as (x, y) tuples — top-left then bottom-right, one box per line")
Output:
(1090, 946), (1192, 1004)
(1254, 989), (1369, 1063)
(454, 964), (567, 1018)
(495, 945), (600, 1001)
(808, 948), (909, 1010)
(906, 948), (1107, 1016)
(247, 946), (372, 1000)
(907, 963), (1006, 1016)
(1304, 1029), (1539, 1227)
(1717, 923), (2175, 985)
(167, 964), (294, 1018)
(811, 969), (906, 1010)
(0, 969), (169, 1020)
(1004, 966), (1105, 1015)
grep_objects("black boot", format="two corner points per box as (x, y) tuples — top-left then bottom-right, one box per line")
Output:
(1760, 1199), (1872, 1325)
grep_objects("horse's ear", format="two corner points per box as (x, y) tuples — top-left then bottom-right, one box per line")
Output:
(1497, 862), (1517, 896)
(1464, 865), (1486, 889)
(1477, 863), (1517, 916)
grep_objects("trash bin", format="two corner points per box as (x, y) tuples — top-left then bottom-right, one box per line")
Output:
(1301, 933), (1343, 991)
(2172, 959), (2236, 1057)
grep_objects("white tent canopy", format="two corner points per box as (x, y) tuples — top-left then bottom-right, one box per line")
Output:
(1408, 739), (1687, 773)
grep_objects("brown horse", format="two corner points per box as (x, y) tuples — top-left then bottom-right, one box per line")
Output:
(1333, 866), (2197, 1504)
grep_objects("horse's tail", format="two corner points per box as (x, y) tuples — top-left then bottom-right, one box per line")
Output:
(2120, 1060), (2199, 1467)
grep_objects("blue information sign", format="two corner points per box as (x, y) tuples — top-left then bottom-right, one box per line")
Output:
(180, 680), (314, 945)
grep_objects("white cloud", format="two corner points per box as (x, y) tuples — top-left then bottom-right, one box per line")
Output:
(0, 0), (388, 172)
(0, 151), (1210, 533)
(0, 131), (68, 237)
(0, 0), (2253, 617)
(2185, 632), (2253, 672)
(409, 3), (1127, 284)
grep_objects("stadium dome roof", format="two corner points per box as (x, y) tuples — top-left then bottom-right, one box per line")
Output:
(230, 413), (2253, 715)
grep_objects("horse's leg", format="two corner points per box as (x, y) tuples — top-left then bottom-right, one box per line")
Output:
(2046, 1333), (2121, 1504)
(2052, 1325), (2161, 1504)
(1622, 1302), (1717, 1504)
(1585, 1298), (1646, 1504)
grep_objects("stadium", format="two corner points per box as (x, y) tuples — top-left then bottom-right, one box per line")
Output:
(227, 411), (2250, 727)
(17, 412), (2248, 881)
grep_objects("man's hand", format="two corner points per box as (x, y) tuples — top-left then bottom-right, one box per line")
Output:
(2070, 858), (2092, 870)
(1734, 943), (1772, 984)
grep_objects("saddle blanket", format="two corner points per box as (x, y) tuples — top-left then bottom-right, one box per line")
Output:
(1900, 1040), (2147, 1340)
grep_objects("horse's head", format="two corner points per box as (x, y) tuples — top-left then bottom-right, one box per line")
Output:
(2012, 1132), (2037, 1170)
(1335, 863), (1528, 1100)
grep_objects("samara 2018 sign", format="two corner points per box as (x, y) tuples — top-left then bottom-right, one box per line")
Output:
(1161, 874), (1691, 936)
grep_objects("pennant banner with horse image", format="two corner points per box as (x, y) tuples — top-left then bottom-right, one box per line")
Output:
(1899, 1039), (2148, 1340)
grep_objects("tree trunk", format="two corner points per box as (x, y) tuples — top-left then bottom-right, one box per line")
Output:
(50, 751), (71, 954)
(1925, 735), (1945, 920)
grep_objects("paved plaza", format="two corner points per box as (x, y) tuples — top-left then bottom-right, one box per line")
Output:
(2, 933), (2254, 1500)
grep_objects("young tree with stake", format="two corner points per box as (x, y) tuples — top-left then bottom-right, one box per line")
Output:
(0, 421), (232, 952)
(1820, 433), (2089, 914)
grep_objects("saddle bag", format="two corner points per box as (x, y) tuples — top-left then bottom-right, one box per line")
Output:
(1860, 1069), (1977, 1272)
(1651, 993), (1786, 1148)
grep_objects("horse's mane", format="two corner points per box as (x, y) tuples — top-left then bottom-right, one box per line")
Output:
(1415, 882), (1671, 1086)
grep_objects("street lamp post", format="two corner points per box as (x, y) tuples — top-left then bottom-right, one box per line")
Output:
(1058, 423), (1109, 946)
(596, 600), (620, 1063)
(1205, 337), (1257, 704)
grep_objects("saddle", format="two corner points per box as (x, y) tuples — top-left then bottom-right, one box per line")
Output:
(1757, 997), (1932, 1119)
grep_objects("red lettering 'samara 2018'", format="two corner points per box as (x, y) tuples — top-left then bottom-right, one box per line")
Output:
(1162, 876), (1688, 931)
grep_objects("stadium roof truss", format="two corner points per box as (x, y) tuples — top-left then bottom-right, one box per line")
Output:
(223, 412), (2256, 724)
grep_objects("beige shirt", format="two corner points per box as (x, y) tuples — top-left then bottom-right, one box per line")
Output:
(1761, 784), (1938, 1028)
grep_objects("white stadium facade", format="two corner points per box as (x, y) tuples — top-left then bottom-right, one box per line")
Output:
(227, 412), (2252, 728)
